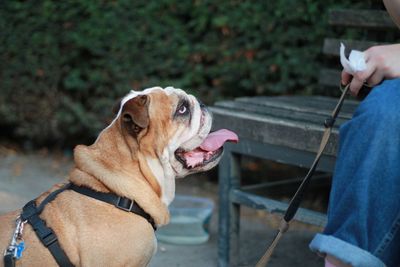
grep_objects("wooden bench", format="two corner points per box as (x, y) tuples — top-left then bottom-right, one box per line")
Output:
(212, 6), (399, 267)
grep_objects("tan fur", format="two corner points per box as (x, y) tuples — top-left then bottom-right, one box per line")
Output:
(0, 89), (192, 267)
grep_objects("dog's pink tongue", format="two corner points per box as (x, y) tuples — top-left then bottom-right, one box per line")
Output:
(200, 129), (239, 152)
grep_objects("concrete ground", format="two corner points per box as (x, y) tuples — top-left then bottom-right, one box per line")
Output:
(0, 148), (323, 267)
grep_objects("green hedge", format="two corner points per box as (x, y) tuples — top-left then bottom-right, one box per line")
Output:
(0, 0), (361, 146)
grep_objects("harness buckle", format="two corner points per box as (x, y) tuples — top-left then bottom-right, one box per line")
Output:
(116, 197), (134, 212)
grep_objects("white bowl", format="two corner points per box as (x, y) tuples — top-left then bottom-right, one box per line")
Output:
(156, 195), (214, 245)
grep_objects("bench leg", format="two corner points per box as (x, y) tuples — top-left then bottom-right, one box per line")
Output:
(218, 148), (241, 267)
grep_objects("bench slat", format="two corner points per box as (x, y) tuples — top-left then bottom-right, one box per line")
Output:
(210, 106), (340, 156)
(211, 96), (358, 156)
(232, 95), (358, 119)
(231, 189), (327, 227)
(215, 100), (350, 127)
(210, 96), (358, 155)
(241, 175), (330, 198)
(329, 9), (396, 29)
(323, 38), (382, 57)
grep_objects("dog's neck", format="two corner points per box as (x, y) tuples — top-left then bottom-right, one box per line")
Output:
(68, 124), (170, 226)
(141, 149), (176, 206)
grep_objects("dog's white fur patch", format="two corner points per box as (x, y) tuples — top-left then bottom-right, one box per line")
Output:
(146, 154), (175, 206)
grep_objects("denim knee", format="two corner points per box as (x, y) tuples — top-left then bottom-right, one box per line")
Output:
(353, 78), (400, 130)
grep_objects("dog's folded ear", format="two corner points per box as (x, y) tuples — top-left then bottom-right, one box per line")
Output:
(121, 95), (149, 138)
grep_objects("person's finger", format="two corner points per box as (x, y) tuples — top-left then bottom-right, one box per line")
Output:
(349, 77), (364, 96)
(341, 70), (352, 85)
(349, 62), (377, 96)
(366, 69), (384, 87)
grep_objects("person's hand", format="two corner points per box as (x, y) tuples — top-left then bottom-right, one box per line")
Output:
(342, 44), (400, 96)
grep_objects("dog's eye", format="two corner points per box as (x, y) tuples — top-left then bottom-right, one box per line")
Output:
(176, 102), (190, 116)
(178, 105), (187, 114)
(174, 99), (191, 119)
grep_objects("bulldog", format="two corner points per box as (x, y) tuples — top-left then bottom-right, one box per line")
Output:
(0, 86), (238, 267)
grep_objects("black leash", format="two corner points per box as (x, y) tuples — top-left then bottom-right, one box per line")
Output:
(255, 84), (350, 267)
(4, 182), (156, 267)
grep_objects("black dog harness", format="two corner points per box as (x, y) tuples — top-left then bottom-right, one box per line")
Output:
(3, 183), (156, 267)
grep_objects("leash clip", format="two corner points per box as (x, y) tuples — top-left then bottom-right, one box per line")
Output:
(3, 217), (26, 262)
(3, 245), (16, 258)
(16, 218), (26, 240)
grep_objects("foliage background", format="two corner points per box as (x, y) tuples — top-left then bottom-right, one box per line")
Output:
(0, 0), (370, 147)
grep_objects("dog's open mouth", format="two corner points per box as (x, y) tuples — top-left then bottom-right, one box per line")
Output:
(175, 129), (238, 169)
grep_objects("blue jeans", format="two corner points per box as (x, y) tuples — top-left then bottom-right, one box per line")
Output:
(310, 79), (400, 267)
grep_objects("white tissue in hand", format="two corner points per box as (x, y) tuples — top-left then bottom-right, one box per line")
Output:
(340, 43), (367, 74)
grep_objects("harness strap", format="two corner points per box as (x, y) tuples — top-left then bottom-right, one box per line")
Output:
(68, 183), (157, 230)
(36, 184), (72, 214)
(21, 184), (74, 267)
(3, 253), (15, 267)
